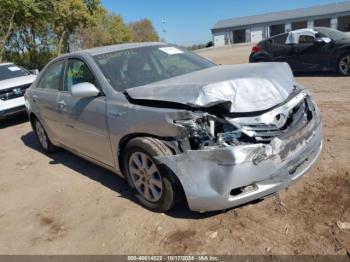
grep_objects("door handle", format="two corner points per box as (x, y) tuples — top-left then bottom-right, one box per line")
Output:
(57, 101), (66, 109)
(108, 111), (125, 118)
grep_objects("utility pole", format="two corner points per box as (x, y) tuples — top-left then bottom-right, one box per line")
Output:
(162, 19), (167, 42)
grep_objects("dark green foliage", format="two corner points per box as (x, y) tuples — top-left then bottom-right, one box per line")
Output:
(0, 0), (160, 70)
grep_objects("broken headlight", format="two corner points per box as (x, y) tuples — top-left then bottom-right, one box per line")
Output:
(175, 116), (214, 149)
(174, 114), (242, 149)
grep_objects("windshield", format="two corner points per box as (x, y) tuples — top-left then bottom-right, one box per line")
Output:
(0, 64), (29, 81)
(94, 45), (215, 91)
(315, 27), (348, 41)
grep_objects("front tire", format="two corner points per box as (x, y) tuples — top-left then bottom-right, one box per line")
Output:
(338, 54), (350, 76)
(122, 137), (180, 212)
(33, 118), (57, 153)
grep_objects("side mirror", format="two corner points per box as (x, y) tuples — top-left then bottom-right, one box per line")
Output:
(30, 69), (39, 75)
(315, 37), (332, 44)
(313, 39), (322, 45)
(321, 37), (332, 43)
(71, 82), (100, 98)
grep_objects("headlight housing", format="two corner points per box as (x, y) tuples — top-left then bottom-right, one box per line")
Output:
(174, 114), (242, 149)
(175, 115), (214, 149)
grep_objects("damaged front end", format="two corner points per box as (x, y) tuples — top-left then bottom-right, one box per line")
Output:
(155, 89), (323, 212)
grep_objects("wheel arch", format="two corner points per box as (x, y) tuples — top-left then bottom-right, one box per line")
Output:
(118, 133), (178, 174)
(335, 49), (350, 74)
(117, 133), (186, 202)
(29, 112), (38, 129)
(249, 51), (273, 63)
(332, 47), (350, 64)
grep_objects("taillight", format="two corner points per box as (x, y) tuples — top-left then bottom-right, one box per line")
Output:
(252, 45), (262, 53)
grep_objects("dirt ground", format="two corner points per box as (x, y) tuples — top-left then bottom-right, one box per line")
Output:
(0, 43), (349, 255)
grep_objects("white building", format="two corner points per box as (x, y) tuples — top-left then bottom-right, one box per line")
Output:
(212, 1), (350, 46)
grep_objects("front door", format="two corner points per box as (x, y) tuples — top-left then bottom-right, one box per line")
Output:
(58, 58), (114, 166)
(295, 35), (330, 71)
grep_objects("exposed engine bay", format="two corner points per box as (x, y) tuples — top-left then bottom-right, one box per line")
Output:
(157, 88), (315, 152)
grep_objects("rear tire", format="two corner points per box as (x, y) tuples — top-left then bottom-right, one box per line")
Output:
(122, 137), (181, 212)
(33, 118), (57, 153)
(337, 54), (350, 76)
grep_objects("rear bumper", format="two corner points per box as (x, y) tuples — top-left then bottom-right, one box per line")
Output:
(0, 97), (26, 119)
(156, 114), (323, 212)
(248, 53), (255, 62)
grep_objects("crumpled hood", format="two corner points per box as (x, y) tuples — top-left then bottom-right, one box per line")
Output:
(126, 62), (296, 113)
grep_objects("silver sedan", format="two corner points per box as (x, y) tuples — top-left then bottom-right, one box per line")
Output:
(25, 43), (323, 212)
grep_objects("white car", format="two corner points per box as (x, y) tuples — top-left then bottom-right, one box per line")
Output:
(0, 63), (37, 120)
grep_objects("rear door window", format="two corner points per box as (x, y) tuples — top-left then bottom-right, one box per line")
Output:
(37, 60), (65, 90)
(272, 33), (288, 45)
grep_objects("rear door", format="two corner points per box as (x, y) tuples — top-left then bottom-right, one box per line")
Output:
(31, 60), (65, 141)
(57, 58), (114, 166)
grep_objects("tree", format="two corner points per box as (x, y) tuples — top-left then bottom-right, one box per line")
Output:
(53, 0), (99, 55)
(0, 0), (17, 62)
(1, 0), (56, 67)
(76, 8), (133, 49)
(1, 0), (100, 68)
(108, 14), (134, 44)
(130, 19), (159, 42)
(0, 0), (156, 69)
(0, 0), (55, 63)
(77, 7), (112, 49)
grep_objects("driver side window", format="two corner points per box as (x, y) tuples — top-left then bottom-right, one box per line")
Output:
(63, 59), (96, 92)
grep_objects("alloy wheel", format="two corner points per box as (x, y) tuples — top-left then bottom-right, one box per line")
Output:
(35, 121), (48, 150)
(128, 152), (163, 202)
(339, 55), (350, 75)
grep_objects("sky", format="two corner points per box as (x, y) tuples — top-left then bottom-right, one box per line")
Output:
(101, 0), (345, 46)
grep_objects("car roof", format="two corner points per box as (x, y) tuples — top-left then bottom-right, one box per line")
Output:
(291, 28), (317, 34)
(270, 28), (320, 39)
(313, 27), (330, 31)
(0, 62), (14, 66)
(270, 32), (288, 38)
(73, 42), (168, 56)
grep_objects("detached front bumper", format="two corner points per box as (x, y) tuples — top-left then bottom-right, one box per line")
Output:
(156, 115), (323, 212)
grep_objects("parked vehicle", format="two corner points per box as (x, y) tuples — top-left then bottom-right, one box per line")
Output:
(25, 43), (323, 212)
(249, 27), (350, 76)
(0, 63), (38, 121)
(206, 41), (213, 48)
